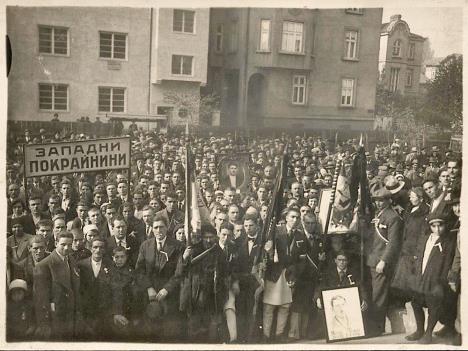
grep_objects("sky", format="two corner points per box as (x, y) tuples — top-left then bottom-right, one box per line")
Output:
(382, 7), (463, 58)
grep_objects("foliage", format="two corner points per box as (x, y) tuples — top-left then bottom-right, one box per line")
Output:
(415, 54), (463, 133)
(163, 91), (220, 126)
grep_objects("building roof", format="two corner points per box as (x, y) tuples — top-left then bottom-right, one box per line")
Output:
(381, 14), (425, 41)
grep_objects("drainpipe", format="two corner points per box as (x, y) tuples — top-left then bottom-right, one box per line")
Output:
(241, 8), (250, 129)
(148, 8), (153, 117)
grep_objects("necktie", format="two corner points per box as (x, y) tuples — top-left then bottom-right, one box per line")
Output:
(118, 240), (123, 247)
(248, 236), (256, 242)
(339, 270), (346, 284)
(157, 241), (162, 251)
(147, 226), (151, 236)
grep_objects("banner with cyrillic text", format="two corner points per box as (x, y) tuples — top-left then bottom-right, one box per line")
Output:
(24, 137), (131, 177)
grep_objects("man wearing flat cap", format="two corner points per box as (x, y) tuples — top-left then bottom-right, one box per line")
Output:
(405, 213), (457, 344)
(366, 187), (404, 336)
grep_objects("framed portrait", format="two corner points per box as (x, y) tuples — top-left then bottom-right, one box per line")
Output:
(321, 286), (366, 342)
(217, 154), (251, 193)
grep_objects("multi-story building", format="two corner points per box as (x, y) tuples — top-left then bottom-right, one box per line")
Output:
(208, 8), (383, 131)
(7, 7), (209, 126)
(379, 14), (426, 95)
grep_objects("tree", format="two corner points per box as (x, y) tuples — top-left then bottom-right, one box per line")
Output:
(163, 91), (220, 126)
(415, 54), (462, 133)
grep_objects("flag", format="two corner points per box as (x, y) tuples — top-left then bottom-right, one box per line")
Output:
(350, 146), (373, 217)
(184, 145), (210, 244)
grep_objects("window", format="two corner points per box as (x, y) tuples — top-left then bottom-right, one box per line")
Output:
(259, 19), (271, 51)
(171, 55), (193, 75)
(281, 21), (303, 53)
(345, 8), (364, 14)
(99, 32), (127, 60)
(228, 21), (238, 53)
(344, 30), (358, 59)
(392, 39), (402, 57)
(173, 9), (195, 33)
(39, 26), (68, 55)
(215, 24), (223, 53)
(406, 69), (413, 87)
(341, 79), (355, 106)
(39, 83), (68, 111)
(389, 68), (400, 92)
(408, 42), (415, 59)
(98, 87), (126, 112)
(292, 75), (307, 105)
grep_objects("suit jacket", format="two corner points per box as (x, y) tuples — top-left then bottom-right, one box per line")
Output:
(315, 264), (369, 303)
(59, 196), (78, 223)
(12, 253), (49, 294)
(412, 232), (457, 299)
(366, 207), (402, 269)
(22, 214), (45, 235)
(235, 233), (262, 277)
(155, 208), (185, 235)
(7, 234), (33, 263)
(265, 225), (306, 283)
(77, 257), (113, 321)
(33, 251), (81, 338)
(106, 235), (140, 268)
(135, 236), (183, 296)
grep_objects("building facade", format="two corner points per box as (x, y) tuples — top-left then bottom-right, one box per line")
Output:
(379, 14), (426, 95)
(208, 8), (383, 131)
(7, 6), (209, 126)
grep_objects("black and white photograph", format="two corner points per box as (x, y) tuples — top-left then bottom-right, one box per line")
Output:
(322, 286), (366, 342)
(1, 0), (465, 348)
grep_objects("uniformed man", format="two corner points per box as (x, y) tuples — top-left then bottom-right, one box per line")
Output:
(366, 187), (404, 336)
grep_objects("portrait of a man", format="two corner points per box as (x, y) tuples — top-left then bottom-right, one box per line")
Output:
(218, 157), (249, 192)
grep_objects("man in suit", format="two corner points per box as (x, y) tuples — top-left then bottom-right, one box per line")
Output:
(106, 217), (139, 268)
(101, 204), (117, 239)
(289, 212), (325, 340)
(316, 250), (369, 329)
(220, 162), (245, 190)
(33, 232), (82, 340)
(43, 194), (61, 220)
(262, 207), (305, 342)
(405, 213), (457, 344)
(68, 202), (88, 231)
(366, 187), (404, 336)
(235, 215), (263, 342)
(70, 228), (91, 262)
(422, 178), (456, 229)
(135, 215), (184, 340)
(22, 196), (46, 235)
(106, 182), (122, 211)
(155, 192), (185, 236)
(77, 236), (114, 339)
(12, 235), (49, 296)
(59, 180), (78, 223)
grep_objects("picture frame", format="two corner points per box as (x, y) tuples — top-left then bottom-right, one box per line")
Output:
(321, 285), (366, 342)
(217, 154), (251, 193)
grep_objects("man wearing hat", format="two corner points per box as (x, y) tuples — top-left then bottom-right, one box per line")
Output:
(384, 175), (408, 216)
(405, 213), (457, 344)
(366, 187), (404, 336)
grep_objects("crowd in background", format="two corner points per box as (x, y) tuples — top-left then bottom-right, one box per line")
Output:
(5, 125), (462, 345)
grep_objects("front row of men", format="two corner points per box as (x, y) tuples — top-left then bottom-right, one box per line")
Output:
(7, 201), (457, 344)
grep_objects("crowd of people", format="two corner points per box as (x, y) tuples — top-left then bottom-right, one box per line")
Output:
(5, 125), (462, 345)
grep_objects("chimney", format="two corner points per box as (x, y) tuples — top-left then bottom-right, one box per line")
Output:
(390, 14), (402, 21)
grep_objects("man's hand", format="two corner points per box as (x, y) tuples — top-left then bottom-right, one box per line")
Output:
(156, 288), (168, 301)
(147, 287), (157, 301)
(376, 260), (386, 274)
(449, 282), (457, 293)
(113, 314), (129, 327)
(287, 280), (295, 289)
(318, 252), (326, 261)
(316, 298), (322, 309)
(128, 230), (137, 238)
(360, 300), (368, 312)
(183, 246), (193, 261)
